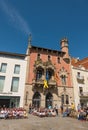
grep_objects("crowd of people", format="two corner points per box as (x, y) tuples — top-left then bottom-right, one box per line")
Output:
(62, 103), (88, 121)
(31, 108), (56, 117)
(29, 102), (88, 120)
(29, 103), (59, 117)
(30, 102), (88, 121)
(1, 103), (88, 121)
(0, 107), (28, 119)
(77, 107), (88, 121)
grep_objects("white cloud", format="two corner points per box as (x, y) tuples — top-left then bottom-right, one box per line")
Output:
(0, 0), (30, 35)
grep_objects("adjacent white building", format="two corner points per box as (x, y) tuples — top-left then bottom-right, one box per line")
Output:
(71, 62), (88, 110)
(0, 51), (27, 108)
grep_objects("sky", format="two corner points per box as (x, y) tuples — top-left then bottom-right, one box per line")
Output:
(0, 0), (88, 59)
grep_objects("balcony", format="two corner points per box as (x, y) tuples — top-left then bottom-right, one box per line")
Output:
(32, 78), (44, 85)
(77, 75), (84, 84)
(48, 79), (56, 86)
(79, 92), (88, 97)
(32, 77), (57, 88)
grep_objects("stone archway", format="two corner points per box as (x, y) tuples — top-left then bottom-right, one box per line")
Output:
(45, 92), (53, 108)
(32, 92), (41, 108)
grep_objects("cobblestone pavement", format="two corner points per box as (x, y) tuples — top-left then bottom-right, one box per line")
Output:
(0, 114), (88, 130)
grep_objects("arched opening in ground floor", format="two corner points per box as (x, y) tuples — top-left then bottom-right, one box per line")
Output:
(32, 91), (41, 108)
(45, 92), (53, 108)
(80, 98), (88, 108)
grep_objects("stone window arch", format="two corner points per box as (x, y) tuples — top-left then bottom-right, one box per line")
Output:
(61, 75), (66, 85)
(36, 67), (44, 80)
(32, 91), (41, 108)
(45, 92), (53, 108)
(46, 68), (54, 80)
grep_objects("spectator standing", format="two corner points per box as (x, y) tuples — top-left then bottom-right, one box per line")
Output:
(77, 104), (81, 112)
(54, 104), (59, 116)
(71, 103), (75, 111)
(29, 103), (32, 114)
(60, 104), (63, 114)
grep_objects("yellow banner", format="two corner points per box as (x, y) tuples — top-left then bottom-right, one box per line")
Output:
(44, 79), (48, 89)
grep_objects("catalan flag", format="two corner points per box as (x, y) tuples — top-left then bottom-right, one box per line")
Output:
(54, 72), (59, 81)
(46, 70), (49, 81)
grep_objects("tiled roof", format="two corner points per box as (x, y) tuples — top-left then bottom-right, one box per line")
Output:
(71, 57), (88, 69)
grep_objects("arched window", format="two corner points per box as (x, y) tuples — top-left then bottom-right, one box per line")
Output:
(45, 92), (53, 108)
(46, 69), (53, 80)
(61, 75), (66, 85)
(36, 68), (43, 80)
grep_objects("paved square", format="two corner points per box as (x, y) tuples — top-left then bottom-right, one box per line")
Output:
(0, 114), (88, 130)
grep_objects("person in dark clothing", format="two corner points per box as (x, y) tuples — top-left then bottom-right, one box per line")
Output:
(60, 104), (63, 114)
(54, 104), (58, 116)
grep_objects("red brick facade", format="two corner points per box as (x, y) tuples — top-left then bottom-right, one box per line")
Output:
(24, 38), (74, 110)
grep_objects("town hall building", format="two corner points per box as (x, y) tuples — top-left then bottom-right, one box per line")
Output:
(24, 36), (74, 110)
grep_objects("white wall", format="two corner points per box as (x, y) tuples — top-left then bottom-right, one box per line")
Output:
(0, 55), (27, 107)
(71, 66), (88, 110)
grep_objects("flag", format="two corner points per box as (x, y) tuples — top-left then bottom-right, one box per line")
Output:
(54, 72), (59, 81)
(46, 70), (49, 81)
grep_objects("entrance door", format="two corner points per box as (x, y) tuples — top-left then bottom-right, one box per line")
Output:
(32, 92), (41, 108)
(46, 92), (53, 108)
(0, 99), (10, 108)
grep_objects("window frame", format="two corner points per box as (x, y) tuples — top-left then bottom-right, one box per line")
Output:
(0, 63), (7, 73)
(14, 65), (20, 74)
(36, 69), (43, 80)
(48, 55), (51, 61)
(11, 77), (19, 92)
(61, 75), (66, 85)
(0, 76), (5, 91)
(37, 53), (40, 60)
(57, 57), (60, 63)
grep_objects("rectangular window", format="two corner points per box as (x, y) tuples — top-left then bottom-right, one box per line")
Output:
(14, 65), (20, 74)
(61, 95), (64, 104)
(0, 76), (5, 91)
(57, 57), (60, 63)
(0, 63), (7, 73)
(48, 55), (50, 61)
(11, 77), (19, 92)
(77, 72), (80, 77)
(37, 53), (40, 60)
(79, 87), (83, 95)
(66, 95), (69, 104)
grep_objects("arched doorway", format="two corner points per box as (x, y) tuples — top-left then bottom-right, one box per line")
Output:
(45, 92), (53, 108)
(32, 92), (41, 108)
